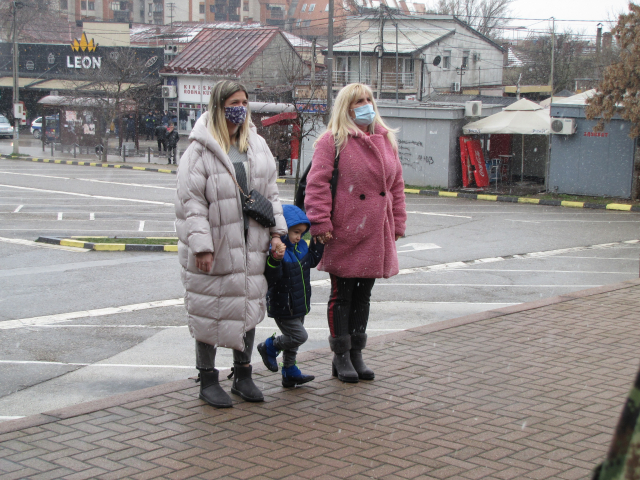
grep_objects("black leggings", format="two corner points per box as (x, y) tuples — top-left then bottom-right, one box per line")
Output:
(327, 275), (375, 337)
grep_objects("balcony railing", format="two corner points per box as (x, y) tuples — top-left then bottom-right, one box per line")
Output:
(332, 71), (415, 89)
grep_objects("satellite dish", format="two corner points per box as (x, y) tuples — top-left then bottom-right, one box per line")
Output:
(433, 55), (441, 66)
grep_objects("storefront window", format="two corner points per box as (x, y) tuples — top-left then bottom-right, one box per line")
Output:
(178, 103), (205, 133)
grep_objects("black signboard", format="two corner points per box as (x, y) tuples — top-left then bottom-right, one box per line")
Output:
(0, 37), (163, 80)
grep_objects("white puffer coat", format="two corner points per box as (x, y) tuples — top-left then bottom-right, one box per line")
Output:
(175, 112), (287, 351)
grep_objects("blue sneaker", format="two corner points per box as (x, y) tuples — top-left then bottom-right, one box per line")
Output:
(282, 365), (315, 388)
(257, 336), (279, 372)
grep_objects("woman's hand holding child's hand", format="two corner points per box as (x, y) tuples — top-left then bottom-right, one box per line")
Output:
(314, 232), (333, 244)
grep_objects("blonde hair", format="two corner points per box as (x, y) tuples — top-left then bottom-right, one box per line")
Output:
(316, 83), (398, 153)
(207, 80), (252, 153)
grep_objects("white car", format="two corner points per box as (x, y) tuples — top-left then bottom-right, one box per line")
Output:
(31, 116), (42, 139)
(0, 115), (14, 139)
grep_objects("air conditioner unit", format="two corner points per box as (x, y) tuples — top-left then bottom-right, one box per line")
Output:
(550, 118), (576, 135)
(465, 100), (482, 117)
(161, 85), (177, 98)
(472, 52), (480, 62)
(148, 11), (152, 16)
(164, 45), (178, 55)
(452, 82), (461, 93)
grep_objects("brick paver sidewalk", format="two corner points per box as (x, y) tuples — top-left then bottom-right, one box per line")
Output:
(2, 280), (640, 480)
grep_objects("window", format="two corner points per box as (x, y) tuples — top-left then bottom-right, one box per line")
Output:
(462, 50), (469, 69)
(296, 19), (301, 27)
(442, 50), (451, 69)
(301, 3), (307, 11)
(308, 3), (315, 11)
(88, 1), (94, 10)
(325, 3), (328, 10)
(210, 5), (215, 12)
(303, 19), (310, 27)
(149, 3), (153, 11)
(199, 3), (204, 13)
(243, 1), (248, 10)
(60, 0), (68, 9)
(81, 1), (86, 9)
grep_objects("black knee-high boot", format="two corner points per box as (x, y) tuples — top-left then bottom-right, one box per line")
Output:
(329, 335), (359, 383)
(198, 369), (233, 408)
(350, 333), (374, 380)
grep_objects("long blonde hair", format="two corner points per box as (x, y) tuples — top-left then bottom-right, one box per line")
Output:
(207, 80), (252, 153)
(316, 83), (398, 152)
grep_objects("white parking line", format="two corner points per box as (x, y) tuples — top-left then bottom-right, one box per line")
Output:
(57, 212), (63, 220)
(0, 298), (184, 330)
(138, 221), (145, 231)
(90, 212), (94, 220)
(13, 205), (23, 212)
(0, 184), (173, 206)
(407, 211), (472, 219)
(0, 360), (195, 369)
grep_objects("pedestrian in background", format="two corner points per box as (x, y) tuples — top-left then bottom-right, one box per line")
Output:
(124, 114), (135, 142)
(165, 123), (179, 165)
(304, 82), (407, 383)
(258, 204), (324, 388)
(144, 110), (155, 140)
(155, 122), (167, 155)
(161, 110), (170, 125)
(175, 80), (287, 408)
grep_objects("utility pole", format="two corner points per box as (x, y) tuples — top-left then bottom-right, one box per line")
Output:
(550, 17), (555, 103)
(325, 0), (334, 122)
(311, 37), (316, 86)
(395, 23), (398, 103)
(358, 33), (362, 83)
(12, 1), (22, 155)
(376, 6), (385, 100)
(167, 2), (176, 28)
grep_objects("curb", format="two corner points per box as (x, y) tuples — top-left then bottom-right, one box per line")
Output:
(36, 236), (178, 252)
(4, 154), (638, 212)
(1, 154), (177, 174)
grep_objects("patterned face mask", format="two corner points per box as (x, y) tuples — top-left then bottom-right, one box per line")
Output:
(224, 106), (247, 125)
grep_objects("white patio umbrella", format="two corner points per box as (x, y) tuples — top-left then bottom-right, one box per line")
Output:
(462, 98), (550, 182)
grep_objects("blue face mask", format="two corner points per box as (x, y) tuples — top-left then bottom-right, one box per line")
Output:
(353, 104), (376, 126)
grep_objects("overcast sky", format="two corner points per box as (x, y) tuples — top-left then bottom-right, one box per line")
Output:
(510, 0), (631, 35)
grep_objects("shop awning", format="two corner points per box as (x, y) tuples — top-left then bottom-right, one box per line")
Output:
(25, 79), (92, 90)
(38, 95), (135, 108)
(463, 98), (550, 135)
(0, 77), (42, 88)
(261, 111), (297, 127)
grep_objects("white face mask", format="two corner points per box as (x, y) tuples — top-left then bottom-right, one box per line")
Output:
(353, 104), (376, 126)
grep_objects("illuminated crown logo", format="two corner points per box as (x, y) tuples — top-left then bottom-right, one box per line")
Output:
(71, 33), (97, 52)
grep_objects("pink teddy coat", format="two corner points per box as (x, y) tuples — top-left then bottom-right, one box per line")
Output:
(305, 126), (407, 279)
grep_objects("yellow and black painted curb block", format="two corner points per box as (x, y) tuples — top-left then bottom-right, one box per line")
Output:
(404, 188), (640, 212)
(2, 154), (177, 174)
(36, 236), (178, 252)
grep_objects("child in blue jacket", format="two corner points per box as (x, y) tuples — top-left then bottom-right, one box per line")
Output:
(258, 204), (324, 387)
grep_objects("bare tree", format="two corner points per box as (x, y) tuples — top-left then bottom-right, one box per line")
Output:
(0, 0), (59, 43)
(434, 0), (514, 38)
(67, 48), (160, 162)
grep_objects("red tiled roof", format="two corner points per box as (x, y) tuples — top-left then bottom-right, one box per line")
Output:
(162, 27), (282, 76)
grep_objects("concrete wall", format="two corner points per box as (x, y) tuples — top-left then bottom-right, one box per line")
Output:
(242, 34), (303, 89)
(549, 105), (635, 198)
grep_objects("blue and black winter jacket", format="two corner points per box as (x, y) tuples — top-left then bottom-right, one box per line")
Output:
(265, 205), (324, 320)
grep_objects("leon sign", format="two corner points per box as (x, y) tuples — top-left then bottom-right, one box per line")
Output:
(66, 33), (101, 70)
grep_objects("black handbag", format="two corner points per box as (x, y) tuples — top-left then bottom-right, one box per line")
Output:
(294, 138), (339, 212)
(221, 161), (276, 228)
(241, 189), (276, 228)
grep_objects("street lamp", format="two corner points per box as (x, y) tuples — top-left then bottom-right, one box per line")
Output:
(12, 1), (26, 155)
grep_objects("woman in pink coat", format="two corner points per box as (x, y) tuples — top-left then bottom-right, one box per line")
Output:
(304, 83), (407, 383)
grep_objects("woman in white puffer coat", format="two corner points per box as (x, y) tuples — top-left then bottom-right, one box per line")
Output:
(175, 80), (287, 408)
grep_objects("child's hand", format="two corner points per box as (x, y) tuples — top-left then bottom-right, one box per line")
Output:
(272, 242), (286, 260)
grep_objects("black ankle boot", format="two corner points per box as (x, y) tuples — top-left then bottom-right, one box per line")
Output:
(350, 333), (374, 380)
(198, 369), (232, 408)
(329, 335), (359, 383)
(228, 364), (264, 402)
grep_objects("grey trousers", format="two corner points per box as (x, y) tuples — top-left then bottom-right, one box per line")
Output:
(195, 328), (255, 370)
(272, 317), (308, 368)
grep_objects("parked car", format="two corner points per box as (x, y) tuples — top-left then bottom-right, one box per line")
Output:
(0, 115), (14, 139)
(30, 116), (42, 139)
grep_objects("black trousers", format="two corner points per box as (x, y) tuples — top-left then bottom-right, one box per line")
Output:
(327, 275), (376, 338)
(167, 146), (177, 164)
(157, 139), (166, 152)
